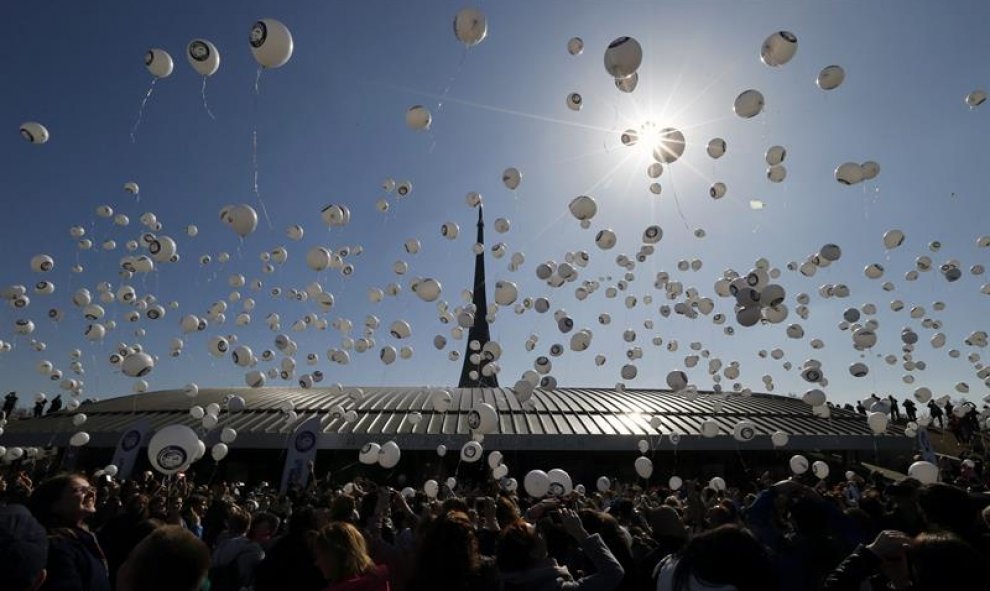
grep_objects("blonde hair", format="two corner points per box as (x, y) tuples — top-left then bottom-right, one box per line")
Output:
(313, 521), (375, 581)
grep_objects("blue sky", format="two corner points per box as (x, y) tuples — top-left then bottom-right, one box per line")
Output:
(2, 0), (989, 410)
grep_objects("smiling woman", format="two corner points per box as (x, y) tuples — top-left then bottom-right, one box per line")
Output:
(28, 473), (111, 591)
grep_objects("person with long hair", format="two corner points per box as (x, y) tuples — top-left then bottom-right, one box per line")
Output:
(407, 511), (498, 591)
(28, 473), (111, 591)
(312, 521), (390, 591)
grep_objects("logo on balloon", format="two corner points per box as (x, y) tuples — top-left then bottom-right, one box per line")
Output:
(463, 445), (477, 458)
(156, 445), (188, 471)
(548, 483), (564, 497)
(467, 411), (481, 430)
(249, 22), (267, 48)
(295, 431), (316, 453)
(121, 429), (142, 452)
(189, 41), (209, 61)
(740, 427), (755, 441)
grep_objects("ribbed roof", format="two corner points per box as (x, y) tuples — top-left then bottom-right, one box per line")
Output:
(1, 387), (910, 452)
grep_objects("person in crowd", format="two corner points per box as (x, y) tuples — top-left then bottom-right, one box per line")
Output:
(496, 508), (624, 591)
(407, 510), (498, 591)
(655, 524), (778, 591)
(115, 525), (209, 591)
(247, 511), (281, 551)
(823, 530), (987, 590)
(887, 396), (900, 421)
(926, 400), (944, 428)
(28, 473), (111, 591)
(32, 399), (45, 418)
(901, 398), (916, 422)
(2, 391), (17, 417)
(855, 401), (866, 415)
(46, 396), (62, 415)
(745, 479), (863, 591)
(312, 521), (390, 591)
(0, 503), (49, 591)
(253, 506), (330, 591)
(97, 494), (158, 590)
(209, 506), (264, 591)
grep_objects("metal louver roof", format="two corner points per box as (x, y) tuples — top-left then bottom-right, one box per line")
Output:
(1, 387), (911, 452)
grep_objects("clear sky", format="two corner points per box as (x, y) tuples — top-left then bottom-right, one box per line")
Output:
(2, 0), (988, 411)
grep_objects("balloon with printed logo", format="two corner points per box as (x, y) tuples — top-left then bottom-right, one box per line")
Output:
(147, 424), (199, 475)
(249, 19), (294, 68)
(187, 39), (220, 76)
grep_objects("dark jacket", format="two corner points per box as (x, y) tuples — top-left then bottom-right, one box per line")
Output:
(42, 526), (112, 591)
(822, 544), (888, 591)
(498, 534), (624, 591)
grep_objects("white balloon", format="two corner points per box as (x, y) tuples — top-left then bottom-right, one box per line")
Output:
(567, 37), (584, 56)
(706, 138), (726, 159)
(817, 64), (845, 90)
(211, 443), (229, 461)
(733, 89), (765, 118)
(145, 48), (174, 78)
(453, 7), (488, 47)
(867, 412), (889, 435)
(789, 454), (809, 475)
(908, 461), (939, 484)
(220, 427), (237, 444)
(835, 162), (864, 185)
(596, 476), (611, 492)
(19, 121), (50, 144)
(523, 469), (550, 498)
(186, 39), (220, 76)
(250, 19), (294, 68)
(604, 36), (643, 79)
(147, 424), (199, 475)
(965, 90), (987, 108)
(634, 456), (653, 479)
(424, 479), (439, 498)
(668, 476), (683, 491)
(760, 31), (798, 67)
(812, 461), (830, 480)
(69, 431), (90, 447)
(405, 105), (432, 130)
(359, 442), (381, 465)
(379, 441), (401, 469)
(771, 431), (789, 447)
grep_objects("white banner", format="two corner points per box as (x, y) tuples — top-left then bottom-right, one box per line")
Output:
(111, 419), (150, 481)
(280, 415), (321, 493)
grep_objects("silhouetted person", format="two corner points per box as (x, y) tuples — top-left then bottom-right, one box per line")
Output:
(927, 400), (944, 429)
(855, 402), (866, 415)
(2, 391), (17, 417)
(903, 398), (917, 422)
(33, 399), (45, 418)
(888, 395), (900, 421)
(47, 394), (63, 415)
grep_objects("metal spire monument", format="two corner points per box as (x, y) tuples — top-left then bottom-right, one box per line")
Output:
(458, 205), (499, 387)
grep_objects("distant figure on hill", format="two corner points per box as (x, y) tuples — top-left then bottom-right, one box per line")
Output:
(902, 398), (917, 422)
(33, 399), (45, 418)
(888, 395), (900, 421)
(47, 394), (63, 414)
(855, 401), (866, 415)
(2, 391), (17, 417)
(927, 400), (944, 429)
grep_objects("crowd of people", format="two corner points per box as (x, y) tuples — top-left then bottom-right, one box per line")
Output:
(1, 451), (989, 591)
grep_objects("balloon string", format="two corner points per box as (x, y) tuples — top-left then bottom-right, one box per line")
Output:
(665, 168), (692, 232)
(129, 78), (157, 144)
(251, 68), (273, 231)
(201, 77), (216, 120)
(436, 49), (468, 114)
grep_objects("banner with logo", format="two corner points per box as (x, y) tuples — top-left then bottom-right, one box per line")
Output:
(280, 415), (321, 493)
(916, 426), (937, 464)
(111, 419), (150, 481)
